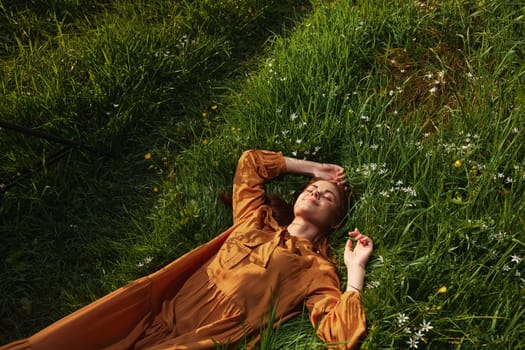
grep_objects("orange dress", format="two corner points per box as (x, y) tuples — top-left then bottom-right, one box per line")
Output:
(1, 150), (366, 350)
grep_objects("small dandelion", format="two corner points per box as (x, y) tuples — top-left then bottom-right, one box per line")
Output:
(202, 111), (207, 118)
(211, 105), (218, 111)
(153, 187), (159, 193)
(454, 160), (462, 168)
(437, 285), (448, 294)
(144, 153), (152, 160)
(202, 139), (209, 145)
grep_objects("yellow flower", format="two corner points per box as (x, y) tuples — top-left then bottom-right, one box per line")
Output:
(202, 139), (209, 145)
(211, 104), (218, 111)
(144, 153), (152, 160)
(437, 285), (448, 294)
(454, 160), (462, 168)
(153, 186), (159, 193)
(201, 112), (207, 118)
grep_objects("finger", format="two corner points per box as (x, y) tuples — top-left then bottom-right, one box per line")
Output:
(348, 228), (361, 236)
(357, 235), (370, 244)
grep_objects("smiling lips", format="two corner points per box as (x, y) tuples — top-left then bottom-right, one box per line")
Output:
(306, 196), (319, 205)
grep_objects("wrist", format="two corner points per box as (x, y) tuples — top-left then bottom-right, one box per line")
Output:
(346, 283), (363, 293)
(346, 262), (366, 271)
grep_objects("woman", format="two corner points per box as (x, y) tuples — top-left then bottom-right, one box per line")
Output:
(1, 150), (373, 350)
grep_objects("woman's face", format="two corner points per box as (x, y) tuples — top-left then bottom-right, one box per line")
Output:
(293, 180), (341, 230)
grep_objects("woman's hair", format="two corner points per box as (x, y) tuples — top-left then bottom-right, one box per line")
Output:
(219, 179), (353, 259)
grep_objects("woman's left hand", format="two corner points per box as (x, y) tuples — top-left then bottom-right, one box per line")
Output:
(344, 228), (373, 269)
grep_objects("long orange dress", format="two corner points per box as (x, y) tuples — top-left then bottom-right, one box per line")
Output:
(1, 150), (366, 350)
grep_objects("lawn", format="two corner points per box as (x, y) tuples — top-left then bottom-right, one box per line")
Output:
(1, 0), (524, 348)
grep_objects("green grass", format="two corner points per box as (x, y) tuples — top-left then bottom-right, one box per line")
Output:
(1, 0), (525, 348)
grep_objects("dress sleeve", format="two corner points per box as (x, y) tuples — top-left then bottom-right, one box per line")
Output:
(232, 150), (287, 224)
(305, 262), (366, 349)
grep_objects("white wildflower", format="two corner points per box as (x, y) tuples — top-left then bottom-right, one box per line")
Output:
(511, 254), (522, 264)
(419, 319), (433, 332)
(406, 337), (419, 348)
(366, 280), (381, 289)
(414, 330), (425, 340)
(396, 313), (409, 326)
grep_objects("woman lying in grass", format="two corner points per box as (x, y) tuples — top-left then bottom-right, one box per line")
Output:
(1, 149), (373, 350)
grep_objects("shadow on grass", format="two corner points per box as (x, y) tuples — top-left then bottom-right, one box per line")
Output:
(0, 0), (311, 343)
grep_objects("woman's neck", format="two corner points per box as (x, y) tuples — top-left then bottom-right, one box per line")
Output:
(286, 217), (320, 242)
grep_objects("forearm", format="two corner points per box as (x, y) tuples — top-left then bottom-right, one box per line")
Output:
(284, 156), (322, 177)
(346, 264), (365, 293)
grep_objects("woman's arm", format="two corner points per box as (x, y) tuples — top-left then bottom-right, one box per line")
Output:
(305, 230), (373, 348)
(344, 228), (373, 293)
(232, 150), (287, 223)
(284, 156), (346, 185)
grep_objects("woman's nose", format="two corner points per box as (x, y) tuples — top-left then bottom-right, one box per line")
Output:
(311, 190), (320, 200)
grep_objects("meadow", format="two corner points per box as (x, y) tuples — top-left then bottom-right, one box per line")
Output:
(1, 0), (524, 348)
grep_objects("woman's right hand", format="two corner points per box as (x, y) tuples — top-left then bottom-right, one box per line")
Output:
(312, 163), (346, 185)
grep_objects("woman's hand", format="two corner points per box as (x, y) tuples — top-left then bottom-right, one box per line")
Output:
(284, 156), (346, 185)
(312, 163), (346, 185)
(344, 228), (373, 293)
(344, 228), (373, 269)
